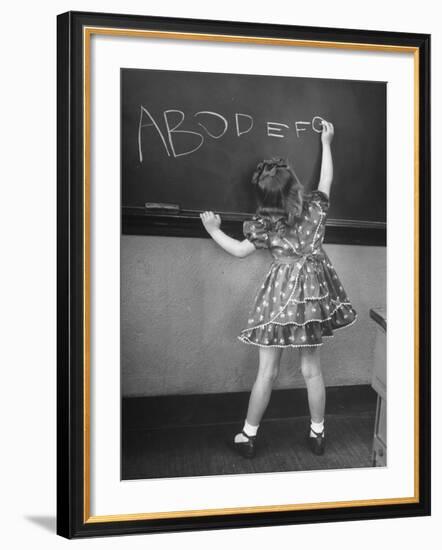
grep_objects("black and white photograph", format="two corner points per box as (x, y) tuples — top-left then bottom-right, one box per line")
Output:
(54, 8), (430, 539)
(120, 68), (387, 480)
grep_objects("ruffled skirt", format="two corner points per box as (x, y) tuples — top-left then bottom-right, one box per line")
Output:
(238, 251), (357, 348)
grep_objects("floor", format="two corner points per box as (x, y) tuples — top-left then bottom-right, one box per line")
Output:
(122, 411), (376, 480)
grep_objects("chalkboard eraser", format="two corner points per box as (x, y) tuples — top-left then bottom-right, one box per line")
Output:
(144, 202), (180, 213)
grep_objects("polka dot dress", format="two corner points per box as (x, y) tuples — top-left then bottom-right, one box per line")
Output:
(238, 190), (357, 348)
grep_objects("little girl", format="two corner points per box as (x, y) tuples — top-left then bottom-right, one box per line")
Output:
(200, 120), (357, 458)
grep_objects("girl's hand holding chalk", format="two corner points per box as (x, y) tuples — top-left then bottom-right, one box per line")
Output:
(321, 119), (334, 145)
(200, 211), (222, 234)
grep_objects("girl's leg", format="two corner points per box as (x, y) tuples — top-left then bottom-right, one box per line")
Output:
(246, 347), (282, 425)
(299, 347), (326, 433)
(234, 347), (282, 443)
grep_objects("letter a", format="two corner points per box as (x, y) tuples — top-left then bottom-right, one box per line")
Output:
(138, 106), (171, 162)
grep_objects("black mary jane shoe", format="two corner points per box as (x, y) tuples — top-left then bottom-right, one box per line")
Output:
(307, 426), (326, 456)
(231, 430), (257, 458)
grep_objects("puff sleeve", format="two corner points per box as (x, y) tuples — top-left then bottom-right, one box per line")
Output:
(308, 189), (330, 214)
(243, 217), (270, 249)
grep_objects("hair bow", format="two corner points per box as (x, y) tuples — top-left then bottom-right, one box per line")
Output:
(251, 157), (289, 185)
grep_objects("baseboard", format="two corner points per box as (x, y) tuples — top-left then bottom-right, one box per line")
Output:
(122, 385), (377, 431)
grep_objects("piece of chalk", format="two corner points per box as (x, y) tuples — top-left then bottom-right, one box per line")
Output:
(144, 202), (180, 212)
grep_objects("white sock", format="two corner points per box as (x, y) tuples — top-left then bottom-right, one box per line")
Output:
(234, 420), (259, 443)
(310, 419), (325, 438)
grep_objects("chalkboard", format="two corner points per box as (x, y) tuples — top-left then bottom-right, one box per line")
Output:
(121, 68), (386, 243)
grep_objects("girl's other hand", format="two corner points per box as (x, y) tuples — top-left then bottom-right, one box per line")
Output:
(321, 120), (334, 145)
(200, 211), (221, 234)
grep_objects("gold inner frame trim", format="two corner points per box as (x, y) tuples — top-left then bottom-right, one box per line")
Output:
(82, 26), (420, 524)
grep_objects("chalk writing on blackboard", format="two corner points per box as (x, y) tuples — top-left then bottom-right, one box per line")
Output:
(138, 106), (326, 161)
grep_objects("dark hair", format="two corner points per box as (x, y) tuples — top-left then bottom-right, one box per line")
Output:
(251, 157), (304, 226)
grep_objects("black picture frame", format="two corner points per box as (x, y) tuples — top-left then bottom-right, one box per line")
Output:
(57, 10), (431, 539)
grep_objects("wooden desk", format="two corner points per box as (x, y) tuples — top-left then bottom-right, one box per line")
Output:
(370, 307), (387, 467)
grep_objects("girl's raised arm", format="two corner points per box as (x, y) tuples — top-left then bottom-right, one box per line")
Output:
(200, 211), (256, 258)
(317, 120), (334, 198)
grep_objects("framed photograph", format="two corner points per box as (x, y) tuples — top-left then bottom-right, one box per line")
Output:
(57, 11), (431, 538)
